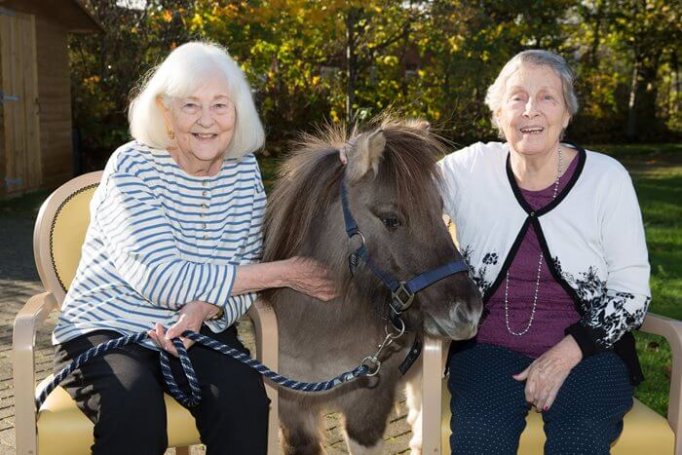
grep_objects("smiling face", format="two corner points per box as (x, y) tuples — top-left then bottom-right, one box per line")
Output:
(496, 63), (571, 157)
(158, 75), (236, 175)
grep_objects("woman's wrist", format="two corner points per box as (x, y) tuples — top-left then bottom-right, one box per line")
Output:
(206, 305), (224, 320)
(560, 335), (583, 366)
(187, 300), (223, 321)
(275, 258), (296, 288)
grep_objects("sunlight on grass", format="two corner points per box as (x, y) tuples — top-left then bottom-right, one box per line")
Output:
(634, 333), (672, 416)
(600, 144), (682, 417)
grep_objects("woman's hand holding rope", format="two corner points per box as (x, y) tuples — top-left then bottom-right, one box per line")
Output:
(149, 300), (220, 356)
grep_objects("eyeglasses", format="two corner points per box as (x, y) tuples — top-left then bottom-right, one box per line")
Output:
(171, 97), (234, 117)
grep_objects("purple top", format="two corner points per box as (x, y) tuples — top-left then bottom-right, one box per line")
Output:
(476, 155), (581, 358)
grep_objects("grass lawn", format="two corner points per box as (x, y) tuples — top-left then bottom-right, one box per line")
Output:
(594, 143), (682, 416)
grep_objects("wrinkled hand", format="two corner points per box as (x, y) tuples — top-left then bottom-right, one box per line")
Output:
(148, 301), (219, 356)
(285, 256), (338, 301)
(513, 335), (582, 412)
(339, 149), (348, 165)
(338, 139), (355, 165)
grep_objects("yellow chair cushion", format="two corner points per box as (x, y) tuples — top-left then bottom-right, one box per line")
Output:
(51, 186), (98, 291)
(442, 382), (675, 454)
(37, 378), (200, 455)
(518, 399), (674, 454)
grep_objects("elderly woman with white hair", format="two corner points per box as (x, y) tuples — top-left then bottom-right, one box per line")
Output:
(52, 41), (335, 454)
(440, 49), (650, 454)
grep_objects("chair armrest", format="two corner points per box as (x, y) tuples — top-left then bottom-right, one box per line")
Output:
(422, 336), (444, 454)
(13, 291), (58, 454)
(639, 312), (682, 449)
(248, 299), (278, 368)
(247, 299), (279, 453)
(13, 291), (58, 386)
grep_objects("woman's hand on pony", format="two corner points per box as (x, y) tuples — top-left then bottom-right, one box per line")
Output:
(283, 256), (338, 301)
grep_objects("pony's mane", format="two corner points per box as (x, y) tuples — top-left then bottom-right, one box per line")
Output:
(263, 118), (448, 264)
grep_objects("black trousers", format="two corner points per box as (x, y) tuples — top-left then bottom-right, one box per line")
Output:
(54, 325), (269, 455)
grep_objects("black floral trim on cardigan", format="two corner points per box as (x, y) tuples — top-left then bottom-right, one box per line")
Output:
(465, 250), (650, 349)
(556, 261), (651, 348)
(462, 246), (496, 297)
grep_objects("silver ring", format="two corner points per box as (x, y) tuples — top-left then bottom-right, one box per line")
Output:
(349, 231), (366, 247)
(361, 356), (381, 376)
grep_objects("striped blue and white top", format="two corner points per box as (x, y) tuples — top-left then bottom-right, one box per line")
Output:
(53, 141), (266, 346)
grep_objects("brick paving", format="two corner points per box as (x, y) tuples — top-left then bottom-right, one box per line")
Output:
(0, 209), (412, 454)
(0, 210), (49, 454)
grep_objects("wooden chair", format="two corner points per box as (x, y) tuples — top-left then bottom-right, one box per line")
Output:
(420, 314), (682, 454)
(13, 171), (280, 455)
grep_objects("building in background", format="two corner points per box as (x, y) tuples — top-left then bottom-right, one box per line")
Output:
(0, 0), (99, 198)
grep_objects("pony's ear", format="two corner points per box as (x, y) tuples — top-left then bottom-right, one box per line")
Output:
(345, 129), (386, 183)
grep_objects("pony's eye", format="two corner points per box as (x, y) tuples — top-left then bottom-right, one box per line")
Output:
(381, 217), (401, 230)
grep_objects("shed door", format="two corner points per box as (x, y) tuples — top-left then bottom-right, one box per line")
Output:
(0, 9), (41, 195)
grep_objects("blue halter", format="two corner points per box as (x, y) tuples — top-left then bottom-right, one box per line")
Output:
(340, 180), (469, 317)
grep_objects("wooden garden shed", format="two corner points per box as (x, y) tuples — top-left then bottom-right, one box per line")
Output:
(0, 0), (99, 198)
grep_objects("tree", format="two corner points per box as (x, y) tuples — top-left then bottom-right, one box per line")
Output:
(69, 0), (682, 162)
(70, 0), (200, 166)
(611, 0), (682, 140)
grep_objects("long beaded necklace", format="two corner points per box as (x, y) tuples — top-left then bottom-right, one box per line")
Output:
(504, 146), (563, 336)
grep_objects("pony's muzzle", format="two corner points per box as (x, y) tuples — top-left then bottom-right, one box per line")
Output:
(423, 298), (482, 340)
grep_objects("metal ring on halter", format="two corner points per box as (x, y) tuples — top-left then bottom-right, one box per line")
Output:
(349, 231), (366, 248)
(385, 316), (406, 338)
(361, 356), (381, 376)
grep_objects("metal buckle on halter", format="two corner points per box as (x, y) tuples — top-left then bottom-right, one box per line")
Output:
(391, 282), (414, 313)
(348, 253), (360, 275)
(348, 232), (366, 275)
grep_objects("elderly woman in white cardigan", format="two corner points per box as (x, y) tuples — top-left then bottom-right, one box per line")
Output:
(52, 42), (335, 455)
(441, 50), (650, 454)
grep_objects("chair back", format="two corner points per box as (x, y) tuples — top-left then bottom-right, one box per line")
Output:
(33, 171), (103, 306)
(27, 171), (285, 455)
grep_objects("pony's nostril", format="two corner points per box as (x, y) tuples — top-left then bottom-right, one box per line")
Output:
(455, 302), (470, 324)
(453, 299), (480, 326)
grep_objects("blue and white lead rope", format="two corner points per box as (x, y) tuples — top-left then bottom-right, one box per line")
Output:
(36, 330), (371, 410)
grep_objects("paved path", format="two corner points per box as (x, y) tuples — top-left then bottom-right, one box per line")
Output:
(0, 209), (412, 454)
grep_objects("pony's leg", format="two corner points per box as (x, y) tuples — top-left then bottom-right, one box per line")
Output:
(279, 394), (326, 455)
(339, 386), (395, 455)
(405, 373), (423, 455)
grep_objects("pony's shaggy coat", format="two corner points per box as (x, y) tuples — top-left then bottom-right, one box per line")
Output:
(263, 118), (482, 454)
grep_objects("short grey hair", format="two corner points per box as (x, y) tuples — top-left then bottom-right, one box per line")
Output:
(485, 49), (579, 135)
(128, 41), (265, 159)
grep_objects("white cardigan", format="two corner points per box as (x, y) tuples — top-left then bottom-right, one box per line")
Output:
(439, 142), (650, 362)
